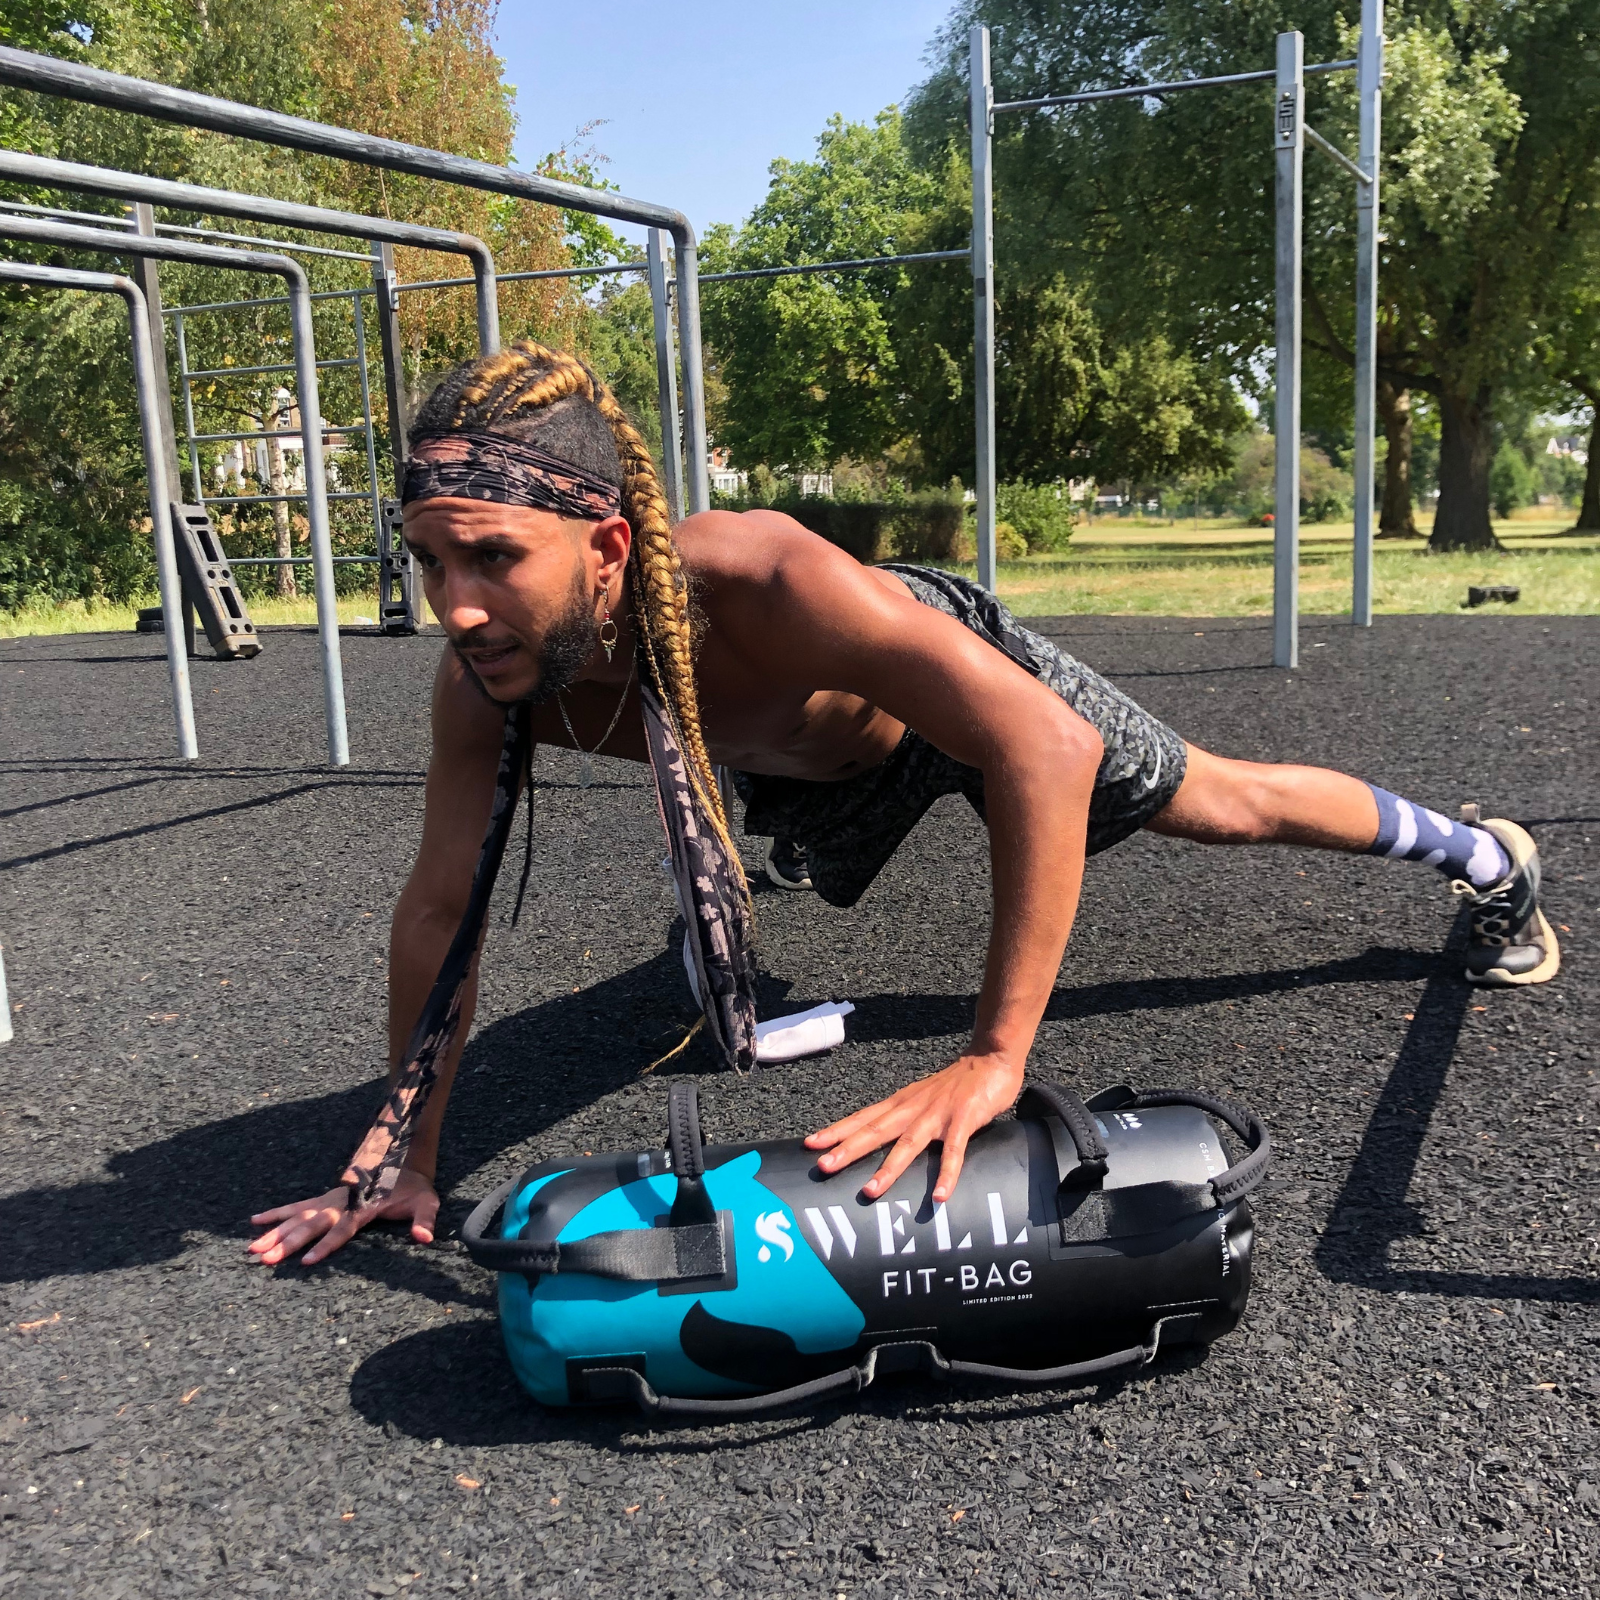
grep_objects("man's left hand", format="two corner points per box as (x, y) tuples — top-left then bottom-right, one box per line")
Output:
(805, 1054), (1024, 1203)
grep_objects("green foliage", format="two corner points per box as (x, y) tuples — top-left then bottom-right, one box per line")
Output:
(1490, 439), (1537, 519)
(581, 276), (663, 464)
(995, 481), (1075, 553)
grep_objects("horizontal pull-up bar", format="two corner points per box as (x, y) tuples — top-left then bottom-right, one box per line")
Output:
(993, 56), (1355, 114)
(0, 45), (710, 512)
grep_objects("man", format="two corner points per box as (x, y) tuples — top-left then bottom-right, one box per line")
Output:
(250, 344), (1557, 1268)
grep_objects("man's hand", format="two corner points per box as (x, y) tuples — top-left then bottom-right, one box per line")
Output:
(247, 1168), (440, 1267)
(805, 1053), (1024, 1203)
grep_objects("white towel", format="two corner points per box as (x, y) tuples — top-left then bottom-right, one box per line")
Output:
(682, 929), (853, 1062)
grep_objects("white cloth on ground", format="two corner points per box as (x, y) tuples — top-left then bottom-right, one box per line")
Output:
(682, 928), (852, 1062)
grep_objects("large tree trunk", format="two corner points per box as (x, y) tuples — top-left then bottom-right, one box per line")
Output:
(1577, 404), (1600, 531)
(1375, 380), (1417, 537)
(1428, 387), (1501, 552)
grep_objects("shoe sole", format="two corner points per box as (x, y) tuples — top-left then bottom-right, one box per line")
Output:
(1465, 906), (1561, 986)
(764, 859), (813, 891)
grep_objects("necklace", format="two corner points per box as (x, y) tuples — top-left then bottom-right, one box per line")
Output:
(556, 660), (635, 787)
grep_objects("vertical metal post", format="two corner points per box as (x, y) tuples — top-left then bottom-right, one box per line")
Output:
(284, 269), (350, 767)
(126, 203), (183, 490)
(1273, 32), (1304, 670)
(170, 310), (205, 503)
(371, 242), (408, 497)
(0, 942), (11, 1045)
(1351, 0), (1383, 628)
(349, 289), (385, 551)
(119, 280), (197, 759)
(469, 247), (500, 354)
(646, 228), (685, 523)
(673, 239), (711, 514)
(970, 24), (998, 592)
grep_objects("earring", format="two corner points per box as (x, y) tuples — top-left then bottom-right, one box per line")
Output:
(598, 599), (619, 663)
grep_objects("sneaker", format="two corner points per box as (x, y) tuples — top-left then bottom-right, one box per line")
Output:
(1453, 818), (1560, 986)
(764, 836), (813, 891)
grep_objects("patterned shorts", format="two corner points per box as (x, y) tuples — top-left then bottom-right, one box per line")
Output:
(732, 564), (1188, 908)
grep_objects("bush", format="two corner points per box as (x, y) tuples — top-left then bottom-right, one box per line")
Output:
(886, 488), (965, 562)
(1491, 440), (1537, 518)
(994, 520), (1028, 560)
(996, 481), (1076, 552)
(779, 497), (891, 562)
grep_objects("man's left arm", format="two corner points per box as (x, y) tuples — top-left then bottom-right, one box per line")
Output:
(728, 537), (1103, 1202)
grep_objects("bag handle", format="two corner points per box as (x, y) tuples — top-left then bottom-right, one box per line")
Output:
(666, 1079), (715, 1227)
(575, 1319), (1195, 1417)
(1124, 1087), (1271, 1204)
(1015, 1080), (1109, 1188)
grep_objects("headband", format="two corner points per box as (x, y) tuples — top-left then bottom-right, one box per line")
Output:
(401, 430), (623, 520)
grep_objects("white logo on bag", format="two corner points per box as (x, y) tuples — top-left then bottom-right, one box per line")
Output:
(754, 1211), (794, 1263)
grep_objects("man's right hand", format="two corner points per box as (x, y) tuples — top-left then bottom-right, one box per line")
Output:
(247, 1167), (440, 1266)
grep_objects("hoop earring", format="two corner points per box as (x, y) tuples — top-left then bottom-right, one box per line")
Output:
(598, 599), (619, 663)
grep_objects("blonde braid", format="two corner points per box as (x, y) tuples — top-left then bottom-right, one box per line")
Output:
(431, 341), (748, 899)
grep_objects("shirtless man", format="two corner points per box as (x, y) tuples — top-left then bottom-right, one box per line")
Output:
(249, 343), (1558, 1268)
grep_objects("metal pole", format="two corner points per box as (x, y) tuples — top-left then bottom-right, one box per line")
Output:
(1351, 0), (1383, 627)
(970, 24), (998, 592)
(466, 240), (499, 354)
(0, 214), (349, 763)
(283, 265), (351, 766)
(0, 259), (198, 757)
(1273, 31), (1304, 670)
(371, 242), (408, 497)
(126, 203), (183, 491)
(674, 240), (710, 514)
(646, 229), (684, 523)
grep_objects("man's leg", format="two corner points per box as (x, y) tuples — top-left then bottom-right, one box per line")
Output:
(1146, 744), (1559, 986)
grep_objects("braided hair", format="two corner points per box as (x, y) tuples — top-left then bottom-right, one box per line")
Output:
(410, 341), (746, 895)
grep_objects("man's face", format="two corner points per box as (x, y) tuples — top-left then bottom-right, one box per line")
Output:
(401, 498), (630, 704)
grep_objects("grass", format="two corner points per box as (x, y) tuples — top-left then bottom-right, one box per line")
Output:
(0, 592), (390, 639)
(3, 512), (1596, 637)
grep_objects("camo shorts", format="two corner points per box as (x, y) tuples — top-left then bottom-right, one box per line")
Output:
(731, 564), (1188, 908)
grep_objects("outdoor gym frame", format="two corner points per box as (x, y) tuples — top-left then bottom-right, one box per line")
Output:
(0, 257), (195, 758)
(0, 45), (714, 518)
(0, 212), (348, 765)
(971, 0), (1383, 667)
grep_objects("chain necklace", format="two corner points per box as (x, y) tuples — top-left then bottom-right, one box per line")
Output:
(556, 659), (636, 787)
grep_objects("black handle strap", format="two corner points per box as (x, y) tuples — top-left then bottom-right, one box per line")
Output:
(667, 1079), (716, 1228)
(577, 1317), (1197, 1417)
(1126, 1088), (1272, 1203)
(1016, 1080), (1109, 1188)
(458, 1169), (726, 1282)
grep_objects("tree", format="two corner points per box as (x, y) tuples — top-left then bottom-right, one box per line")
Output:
(907, 1), (1600, 552)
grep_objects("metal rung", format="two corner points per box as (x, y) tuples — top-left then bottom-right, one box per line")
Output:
(227, 555), (381, 565)
(201, 491), (373, 505)
(163, 286), (372, 316)
(191, 424), (369, 444)
(184, 358), (360, 380)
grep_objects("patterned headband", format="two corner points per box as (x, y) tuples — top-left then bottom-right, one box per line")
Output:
(401, 430), (623, 520)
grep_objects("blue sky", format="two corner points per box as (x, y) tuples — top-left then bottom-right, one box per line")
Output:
(494, 1), (955, 248)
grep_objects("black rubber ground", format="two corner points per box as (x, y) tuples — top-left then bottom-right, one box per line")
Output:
(1, 615), (1596, 1600)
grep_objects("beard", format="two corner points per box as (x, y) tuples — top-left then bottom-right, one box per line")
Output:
(452, 576), (596, 707)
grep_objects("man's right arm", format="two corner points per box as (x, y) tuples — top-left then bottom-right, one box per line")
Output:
(248, 649), (511, 1265)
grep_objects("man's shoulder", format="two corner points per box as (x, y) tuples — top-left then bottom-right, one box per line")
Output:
(672, 507), (825, 588)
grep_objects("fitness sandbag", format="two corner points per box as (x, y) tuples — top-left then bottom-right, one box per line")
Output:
(461, 1078), (1269, 1416)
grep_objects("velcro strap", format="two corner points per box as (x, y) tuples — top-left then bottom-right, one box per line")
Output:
(556, 1221), (726, 1282)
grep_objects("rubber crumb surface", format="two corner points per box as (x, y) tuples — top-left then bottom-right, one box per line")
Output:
(0, 614), (1596, 1600)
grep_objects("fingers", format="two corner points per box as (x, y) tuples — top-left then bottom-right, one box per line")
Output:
(301, 1207), (364, 1267)
(408, 1187), (441, 1246)
(250, 1198), (323, 1226)
(806, 1096), (899, 1151)
(931, 1128), (972, 1205)
(248, 1201), (343, 1265)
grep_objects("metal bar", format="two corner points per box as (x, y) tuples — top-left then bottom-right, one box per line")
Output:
(0, 259), (198, 757)
(675, 240), (710, 514)
(1273, 32), (1305, 670)
(126, 204), (184, 492)
(993, 56), (1355, 114)
(0, 196), (135, 226)
(229, 555), (381, 564)
(349, 285), (385, 553)
(371, 242), (408, 497)
(0, 211), (349, 763)
(199, 491), (372, 505)
(184, 357), (357, 379)
(163, 287), (370, 315)
(0, 49), (697, 236)
(647, 229), (685, 523)
(1351, 0), (1384, 629)
(971, 25), (998, 592)
(0, 149), (500, 336)
(1305, 124), (1369, 185)
(171, 310), (205, 503)
(190, 425), (367, 444)
(398, 262), (648, 293)
(699, 249), (972, 284)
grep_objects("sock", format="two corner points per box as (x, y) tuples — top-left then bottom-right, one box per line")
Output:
(1366, 786), (1510, 888)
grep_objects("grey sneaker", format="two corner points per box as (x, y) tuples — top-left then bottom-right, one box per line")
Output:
(1453, 818), (1560, 986)
(764, 836), (813, 891)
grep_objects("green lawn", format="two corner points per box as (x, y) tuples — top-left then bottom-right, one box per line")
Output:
(3, 513), (1596, 637)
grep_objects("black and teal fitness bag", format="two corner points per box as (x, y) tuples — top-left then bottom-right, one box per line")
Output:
(460, 1078), (1269, 1416)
